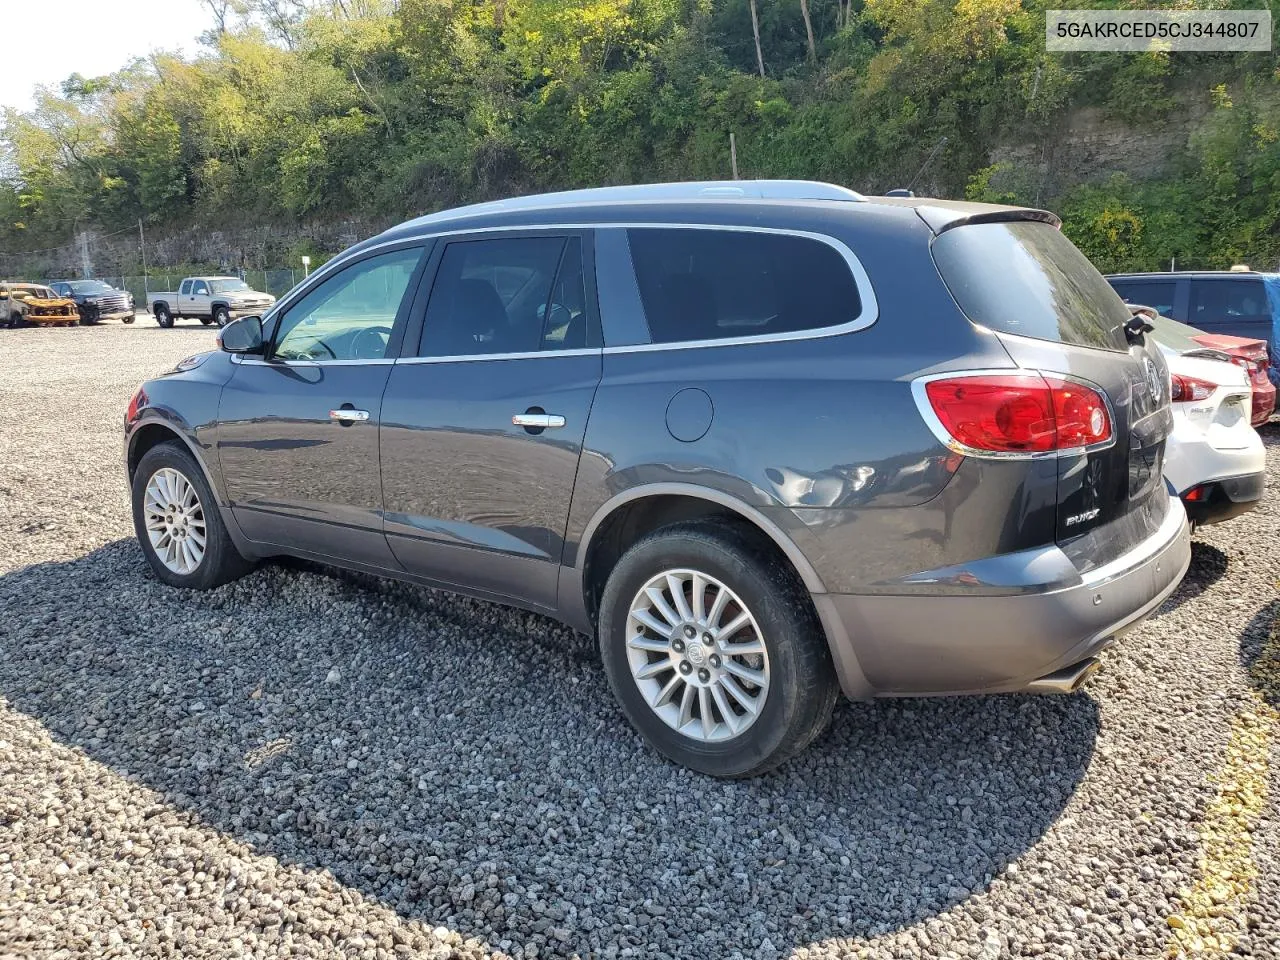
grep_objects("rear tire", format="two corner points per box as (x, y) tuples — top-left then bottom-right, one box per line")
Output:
(131, 442), (253, 590)
(154, 304), (174, 328)
(598, 522), (837, 777)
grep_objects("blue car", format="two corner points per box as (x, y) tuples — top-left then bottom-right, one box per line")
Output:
(1108, 270), (1280, 385)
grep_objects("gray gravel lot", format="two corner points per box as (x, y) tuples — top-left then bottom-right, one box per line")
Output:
(1, 322), (1279, 959)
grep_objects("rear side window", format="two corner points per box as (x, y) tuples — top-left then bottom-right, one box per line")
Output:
(626, 228), (862, 344)
(1110, 279), (1175, 316)
(1189, 278), (1269, 326)
(933, 221), (1130, 351)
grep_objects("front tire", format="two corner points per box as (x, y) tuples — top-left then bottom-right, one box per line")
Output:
(598, 522), (838, 778)
(154, 304), (174, 328)
(212, 305), (230, 327)
(131, 442), (253, 589)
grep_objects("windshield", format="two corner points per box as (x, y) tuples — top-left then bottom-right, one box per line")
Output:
(209, 279), (251, 294)
(67, 281), (114, 294)
(932, 221), (1130, 351)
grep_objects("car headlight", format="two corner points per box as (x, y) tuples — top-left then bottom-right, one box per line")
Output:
(86, 297), (100, 305)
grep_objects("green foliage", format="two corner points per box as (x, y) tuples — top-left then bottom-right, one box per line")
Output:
(0, 0), (1278, 274)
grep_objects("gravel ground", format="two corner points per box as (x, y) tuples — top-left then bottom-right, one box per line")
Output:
(1, 322), (1279, 959)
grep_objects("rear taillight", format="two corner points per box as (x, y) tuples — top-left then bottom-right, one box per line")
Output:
(1170, 374), (1216, 403)
(920, 373), (1112, 455)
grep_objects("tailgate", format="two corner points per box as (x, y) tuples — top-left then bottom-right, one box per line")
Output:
(932, 219), (1175, 552)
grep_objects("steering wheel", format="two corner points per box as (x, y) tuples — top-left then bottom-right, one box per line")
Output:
(351, 325), (393, 360)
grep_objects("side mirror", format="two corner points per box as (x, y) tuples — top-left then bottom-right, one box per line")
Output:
(218, 315), (264, 355)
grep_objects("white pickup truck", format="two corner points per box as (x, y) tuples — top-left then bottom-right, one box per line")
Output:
(147, 276), (276, 328)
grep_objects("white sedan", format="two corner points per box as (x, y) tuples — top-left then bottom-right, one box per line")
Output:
(1159, 343), (1266, 527)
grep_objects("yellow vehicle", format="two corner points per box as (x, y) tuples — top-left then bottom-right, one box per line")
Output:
(0, 282), (81, 328)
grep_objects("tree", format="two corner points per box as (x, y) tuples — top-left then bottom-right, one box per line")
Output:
(748, 0), (765, 78)
(799, 0), (815, 61)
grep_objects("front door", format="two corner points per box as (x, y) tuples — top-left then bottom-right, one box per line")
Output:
(217, 244), (429, 567)
(187, 279), (210, 317)
(379, 232), (602, 609)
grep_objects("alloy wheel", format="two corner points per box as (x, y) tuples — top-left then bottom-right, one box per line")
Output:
(143, 467), (207, 575)
(625, 568), (771, 742)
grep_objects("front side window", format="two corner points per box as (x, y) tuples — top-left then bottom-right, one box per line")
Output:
(626, 228), (862, 345)
(193, 281), (209, 296)
(273, 247), (424, 362)
(1110, 279), (1175, 317)
(1189, 279), (1269, 326)
(419, 236), (588, 357)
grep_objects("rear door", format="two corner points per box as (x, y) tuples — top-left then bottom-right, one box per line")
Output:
(933, 221), (1174, 554)
(378, 231), (602, 610)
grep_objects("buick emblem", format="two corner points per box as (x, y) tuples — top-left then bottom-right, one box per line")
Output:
(1143, 357), (1163, 404)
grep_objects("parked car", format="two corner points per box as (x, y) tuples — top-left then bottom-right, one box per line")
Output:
(147, 276), (276, 328)
(124, 180), (1191, 777)
(1154, 337), (1265, 526)
(47, 279), (136, 325)
(1107, 269), (1280, 391)
(1133, 305), (1276, 426)
(0, 282), (80, 328)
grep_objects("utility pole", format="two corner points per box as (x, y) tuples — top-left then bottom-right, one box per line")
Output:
(730, 133), (740, 180)
(139, 219), (149, 293)
(78, 231), (93, 279)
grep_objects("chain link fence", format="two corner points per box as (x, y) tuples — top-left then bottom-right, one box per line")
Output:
(105, 270), (304, 306)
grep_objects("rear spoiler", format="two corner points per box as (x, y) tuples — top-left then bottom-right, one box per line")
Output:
(913, 203), (1061, 235)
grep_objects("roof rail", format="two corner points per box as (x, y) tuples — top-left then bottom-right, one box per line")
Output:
(405, 180), (866, 228)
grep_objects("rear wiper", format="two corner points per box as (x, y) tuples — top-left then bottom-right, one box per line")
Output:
(1125, 314), (1154, 342)
(1124, 306), (1155, 344)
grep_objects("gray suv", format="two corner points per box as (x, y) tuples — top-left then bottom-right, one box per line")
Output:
(124, 181), (1191, 777)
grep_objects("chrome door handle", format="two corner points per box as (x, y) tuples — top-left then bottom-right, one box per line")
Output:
(512, 413), (566, 429)
(329, 408), (370, 422)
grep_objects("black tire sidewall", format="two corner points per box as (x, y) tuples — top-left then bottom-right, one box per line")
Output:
(131, 443), (244, 590)
(599, 527), (820, 777)
(214, 307), (230, 327)
(155, 306), (173, 327)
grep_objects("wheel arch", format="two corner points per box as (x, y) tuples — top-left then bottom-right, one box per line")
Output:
(568, 483), (873, 699)
(127, 418), (225, 505)
(573, 483), (826, 621)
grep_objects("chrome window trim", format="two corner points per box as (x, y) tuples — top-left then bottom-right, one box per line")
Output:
(233, 355), (397, 367)
(396, 347), (601, 365)
(274, 222), (879, 357)
(910, 368), (1118, 461)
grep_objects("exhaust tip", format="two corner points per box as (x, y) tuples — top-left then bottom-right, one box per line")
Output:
(1025, 657), (1101, 695)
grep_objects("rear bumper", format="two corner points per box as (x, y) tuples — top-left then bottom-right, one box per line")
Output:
(816, 495), (1191, 698)
(1182, 470), (1266, 526)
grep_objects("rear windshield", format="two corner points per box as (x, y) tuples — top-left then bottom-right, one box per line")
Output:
(932, 221), (1130, 351)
